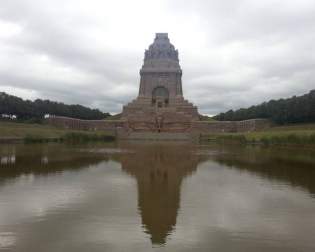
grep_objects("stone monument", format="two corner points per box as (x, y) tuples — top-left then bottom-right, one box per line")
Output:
(46, 33), (271, 138)
(121, 33), (199, 132)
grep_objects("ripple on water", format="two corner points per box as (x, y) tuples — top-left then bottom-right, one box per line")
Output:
(80, 148), (134, 154)
(0, 232), (16, 249)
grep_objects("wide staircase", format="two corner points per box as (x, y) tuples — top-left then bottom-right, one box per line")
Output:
(119, 96), (199, 138)
(121, 132), (192, 140)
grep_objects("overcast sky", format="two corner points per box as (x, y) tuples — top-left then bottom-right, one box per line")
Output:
(0, 0), (315, 115)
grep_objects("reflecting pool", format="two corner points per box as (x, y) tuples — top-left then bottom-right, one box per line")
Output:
(0, 142), (315, 251)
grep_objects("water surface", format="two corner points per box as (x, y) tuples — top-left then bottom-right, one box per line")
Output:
(0, 142), (315, 251)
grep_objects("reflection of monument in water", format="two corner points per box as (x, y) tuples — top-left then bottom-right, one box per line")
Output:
(120, 143), (199, 244)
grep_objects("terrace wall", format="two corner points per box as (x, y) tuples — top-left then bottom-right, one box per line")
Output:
(45, 116), (271, 137)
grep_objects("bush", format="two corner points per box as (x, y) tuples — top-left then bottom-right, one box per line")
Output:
(24, 135), (51, 143)
(61, 132), (115, 143)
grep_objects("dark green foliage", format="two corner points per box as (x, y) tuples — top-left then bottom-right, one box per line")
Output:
(258, 134), (315, 146)
(23, 133), (115, 143)
(203, 133), (315, 146)
(23, 136), (59, 144)
(61, 132), (115, 143)
(213, 90), (315, 124)
(0, 92), (110, 121)
(215, 134), (247, 144)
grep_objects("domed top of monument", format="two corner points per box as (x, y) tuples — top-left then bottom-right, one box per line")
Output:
(144, 33), (179, 62)
(141, 33), (181, 73)
(122, 32), (200, 125)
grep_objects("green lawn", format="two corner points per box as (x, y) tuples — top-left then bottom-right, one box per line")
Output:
(0, 121), (115, 142)
(0, 121), (68, 138)
(201, 123), (315, 146)
(246, 123), (315, 139)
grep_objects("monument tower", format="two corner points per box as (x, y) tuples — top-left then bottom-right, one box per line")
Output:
(122, 33), (199, 132)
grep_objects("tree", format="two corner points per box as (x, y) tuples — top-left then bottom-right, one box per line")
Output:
(0, 92), (110, 121)
(213, 90), (315, 124)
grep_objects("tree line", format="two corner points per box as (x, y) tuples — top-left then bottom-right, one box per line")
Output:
(0, 92), (110, 122)
(213, 90), (315, 124)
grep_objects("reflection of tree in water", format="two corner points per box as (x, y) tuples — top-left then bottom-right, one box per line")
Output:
(120, 143), (199, 245)
(0, 144), (107, 185)
(210, 145), (315, 196)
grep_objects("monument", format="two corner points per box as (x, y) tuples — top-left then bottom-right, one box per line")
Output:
(46, 33), (270, 137)
(121, 33), (199, 133)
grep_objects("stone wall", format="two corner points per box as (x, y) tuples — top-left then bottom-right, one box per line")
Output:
(192, 119), (271, 134)
(235, 119), (271, 132)
(45, 115), (125, 133)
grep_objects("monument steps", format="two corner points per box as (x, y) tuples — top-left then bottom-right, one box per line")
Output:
(120, 132), (192, 141)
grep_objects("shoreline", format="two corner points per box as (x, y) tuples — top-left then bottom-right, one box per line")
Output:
(0, 135), (116, 144)
(200, 130), (315, 147)
(0, 121), (116, 144)
(1, 121), (315, 146)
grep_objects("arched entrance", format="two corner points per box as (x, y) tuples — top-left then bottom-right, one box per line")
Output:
(152, 86), (169, 108)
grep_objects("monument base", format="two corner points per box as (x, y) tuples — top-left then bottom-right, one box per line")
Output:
(118, 132), (191, 141)
(121, 96), (199, 133)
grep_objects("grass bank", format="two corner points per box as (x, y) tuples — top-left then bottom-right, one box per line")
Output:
(200, 123), (315, 147)
(0, 121), (115, 143)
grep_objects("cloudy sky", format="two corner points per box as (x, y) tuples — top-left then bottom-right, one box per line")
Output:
(0, 0), (314, 115)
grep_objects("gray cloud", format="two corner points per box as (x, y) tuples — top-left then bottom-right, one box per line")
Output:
(0, 0), (315, 114)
